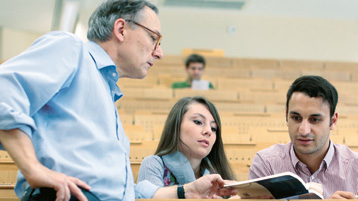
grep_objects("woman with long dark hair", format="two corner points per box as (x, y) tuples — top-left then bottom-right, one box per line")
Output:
(137, 96), (235, 188)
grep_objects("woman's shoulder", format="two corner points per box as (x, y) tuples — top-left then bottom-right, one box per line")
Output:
(141, 155), (163, 167)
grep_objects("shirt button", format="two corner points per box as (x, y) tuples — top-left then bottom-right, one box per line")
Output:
(112, 73), (116, 77)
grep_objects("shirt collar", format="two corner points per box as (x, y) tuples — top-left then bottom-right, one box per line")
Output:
(290, 142), (300, 167)
(290, 140), (334, 169)
(85, 40), (122, 101)
(85, 40), (116, 70)
(323, 140), (334, 167)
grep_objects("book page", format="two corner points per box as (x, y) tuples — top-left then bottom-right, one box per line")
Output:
(192, 80), (209, 90)
(224, 172), (311, 199)
(233, 182), (273, 198)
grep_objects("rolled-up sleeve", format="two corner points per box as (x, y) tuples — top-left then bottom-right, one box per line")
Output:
(0, 32), (80, 148)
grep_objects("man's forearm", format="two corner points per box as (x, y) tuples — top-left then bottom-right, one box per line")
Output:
(0, 128), (41, 178)
(0, 129), (91, 200)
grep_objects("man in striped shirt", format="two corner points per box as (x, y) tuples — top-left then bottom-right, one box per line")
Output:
(249, 75), (358, 199)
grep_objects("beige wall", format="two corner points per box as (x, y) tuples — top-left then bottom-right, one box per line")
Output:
(0, 27), (2, 61)
(0, 27), (41, 61)
(159, 8), (358, 62)
(1, 9), (358, 62)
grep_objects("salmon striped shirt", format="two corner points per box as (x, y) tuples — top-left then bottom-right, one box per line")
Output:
(249, 141), (358, 198)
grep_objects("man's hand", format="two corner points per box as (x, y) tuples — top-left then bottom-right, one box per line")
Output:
(329, 191), (356, 199)
(184, 174), (238, 199)
(25, 163), (91, 201)
(0, 129), (90, 201)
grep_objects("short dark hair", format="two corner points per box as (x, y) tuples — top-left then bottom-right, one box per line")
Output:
(87, 0), (158, 42)
(155, 96), (235, 180)
(185, 54), (206, 68)
(286, 75), (338, 118)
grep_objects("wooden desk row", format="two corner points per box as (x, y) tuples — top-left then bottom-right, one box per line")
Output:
(155, 54), (358, 71)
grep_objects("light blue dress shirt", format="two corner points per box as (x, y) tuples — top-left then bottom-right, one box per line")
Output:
(0, 31), (158, 200)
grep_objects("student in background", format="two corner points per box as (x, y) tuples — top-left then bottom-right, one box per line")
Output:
(0, 0), (234, 200)
(249, 75), (358, 199)
(138, 96), (236, 197)
(172, 54), (214, 89)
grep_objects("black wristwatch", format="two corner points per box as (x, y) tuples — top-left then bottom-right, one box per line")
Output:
(177, 184), (185, 199)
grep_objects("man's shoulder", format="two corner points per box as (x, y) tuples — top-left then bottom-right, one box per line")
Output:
(171, 81), (190, 89)
(257, 143), (291, 158)
(45, 31), (81, 40)
(35, 31), (83, 47)
(209, 82), (214, 89)
(172, 81), (186, 85)
(333, 143), (358, 160)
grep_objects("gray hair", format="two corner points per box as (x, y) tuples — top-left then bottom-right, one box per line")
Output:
(87, 0), (158, 42)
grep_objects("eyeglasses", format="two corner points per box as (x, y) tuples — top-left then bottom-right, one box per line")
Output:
(127, 20), (162, 51)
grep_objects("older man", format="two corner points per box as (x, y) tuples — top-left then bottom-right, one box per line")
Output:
(0, 1), (233, 200)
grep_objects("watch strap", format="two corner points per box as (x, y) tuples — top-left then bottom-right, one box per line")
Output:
(177, 184), (185, 199)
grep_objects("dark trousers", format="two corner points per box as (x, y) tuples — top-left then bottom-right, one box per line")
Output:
(21, 187), (100, 201)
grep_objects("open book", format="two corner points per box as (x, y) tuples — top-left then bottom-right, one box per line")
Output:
(191, 80), (210, 90)
(224, 172), (323, 199)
